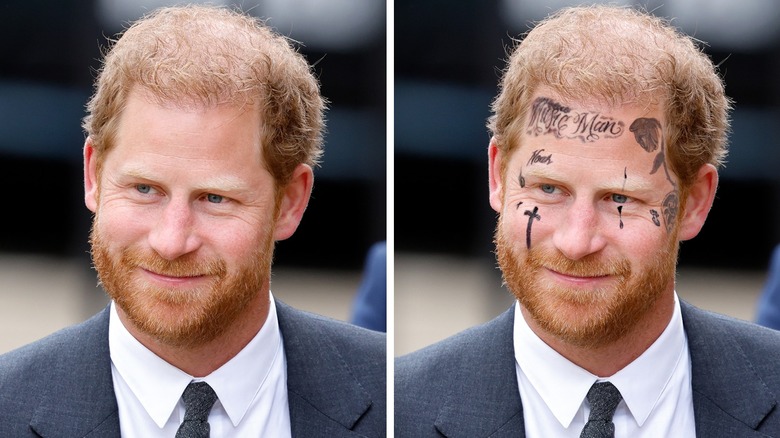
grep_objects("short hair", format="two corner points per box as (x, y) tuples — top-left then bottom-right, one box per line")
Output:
(83, 4), (325, 186)
(488, 5), (731, 192)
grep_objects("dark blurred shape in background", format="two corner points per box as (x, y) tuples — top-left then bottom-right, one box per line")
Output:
(0, 0), (386, 270)
(396, 0), (780, 270)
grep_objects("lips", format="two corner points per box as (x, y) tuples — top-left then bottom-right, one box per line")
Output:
(139, 267), (211, 286)
(544, 267), (617, 288)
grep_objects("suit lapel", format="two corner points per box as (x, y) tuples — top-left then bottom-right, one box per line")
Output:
(276, 301), (375, 437)
(434, 306), (525, 438)
(681, 301), (776, 437)
(29, 307), (121, 437)
(424, 300), (779, 437)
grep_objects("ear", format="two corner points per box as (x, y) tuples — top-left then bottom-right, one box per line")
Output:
(273, 164), (314, 241)
(84, 137), (99, 213)
(678, 164), (718, 241)
(488, 137), (504, 213)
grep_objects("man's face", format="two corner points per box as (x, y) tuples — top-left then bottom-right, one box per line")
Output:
(86, 90), (282, 348)
(490, 90), (680, 348)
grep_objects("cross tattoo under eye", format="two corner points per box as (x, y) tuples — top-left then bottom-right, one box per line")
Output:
(524, 206), (541, 249)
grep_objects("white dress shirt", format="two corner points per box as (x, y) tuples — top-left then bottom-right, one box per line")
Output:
(513, 293), (696, 437)
(109, 293), (291, 437)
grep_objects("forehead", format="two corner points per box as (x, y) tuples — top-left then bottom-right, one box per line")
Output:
(516, 90), (665, 160)
(100, 88), (268, 190)
(113, 89), (263, 157)
(504, 90), (675, 192)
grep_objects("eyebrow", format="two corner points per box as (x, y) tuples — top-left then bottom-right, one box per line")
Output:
(523, 165), (656, 194)
(122, 166), (248, 193)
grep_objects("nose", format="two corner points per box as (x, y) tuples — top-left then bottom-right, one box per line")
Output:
(147, 198), (202, 260)
(551, 201), (606, 261)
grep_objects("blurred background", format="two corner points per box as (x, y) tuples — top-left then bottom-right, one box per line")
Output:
(395, 0), (780, 355)
(0, 0), (386, 353)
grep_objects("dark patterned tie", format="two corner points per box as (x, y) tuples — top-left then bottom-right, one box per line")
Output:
(176, 381), (218, 438)
(580, 382), (622, 438)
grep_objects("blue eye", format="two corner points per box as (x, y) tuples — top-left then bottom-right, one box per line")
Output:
(541, 184), (555, 194)
(612, 194), (628, 203)
(136, 184), (151, 194)
(206, 194), (224, 203)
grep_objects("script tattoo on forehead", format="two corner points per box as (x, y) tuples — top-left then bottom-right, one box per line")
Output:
(528, 149), (553, 166)
(526, 97), (625, 142)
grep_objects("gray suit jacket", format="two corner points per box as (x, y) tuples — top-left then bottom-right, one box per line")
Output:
(0, 300), (386, 437)
(395, 301), (780, 437)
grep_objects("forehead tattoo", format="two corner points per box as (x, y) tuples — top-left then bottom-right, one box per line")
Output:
(629, 117), (675, 187)
(628, 117), (679, 233)
(526, 97), (625, 142)
(519, 97), (681, 234)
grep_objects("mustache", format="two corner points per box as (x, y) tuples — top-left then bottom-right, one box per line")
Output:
(526, 246), (631, 278)
(122, 249), (227, 278)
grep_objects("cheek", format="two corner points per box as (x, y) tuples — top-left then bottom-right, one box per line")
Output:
(205, 219), (271, 259)
(500, 205), (556, 244)
(93, 202), (159, 253)
(626, 227), (670, 254)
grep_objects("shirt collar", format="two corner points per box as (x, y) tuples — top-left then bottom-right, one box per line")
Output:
(513, 293), (686, 428)
(109, 292), (284, 428)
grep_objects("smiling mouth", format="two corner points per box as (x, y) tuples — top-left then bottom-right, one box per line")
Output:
(546, 268), (614, 283)
(141, 268), (210, 282)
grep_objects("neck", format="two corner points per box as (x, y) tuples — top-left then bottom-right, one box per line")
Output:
(117, 293), (270, 377)
(521, 293), (675, 377)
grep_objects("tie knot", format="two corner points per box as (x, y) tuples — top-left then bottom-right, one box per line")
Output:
(585, 381), (622, 421)
(181, 381), (218, 421)
(176, 382), (218, 438)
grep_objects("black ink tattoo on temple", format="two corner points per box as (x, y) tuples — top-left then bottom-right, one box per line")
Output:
(524, 206), (541, 249)
(526, 97), (625, 142)
(662, 192), (679, 234)
(650, 209), (661, 227)
(515, 170), (525, 210)
(629, 118), (675, 187)
(528, 149), (553, 166)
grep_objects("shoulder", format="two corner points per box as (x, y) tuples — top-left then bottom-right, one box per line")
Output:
(275, 298), (385, 388)
(682, 300), (780, 356)
(395, 308), (516, 430)
(276, 299), (385, 360)
(396, 307), (514, 383)
(0, 308), (109, 384)
(682, 299), (780, 396)
(680, 301), (780, 433)
(0, 309), (112, 430)
(275, 300), (385, 435)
